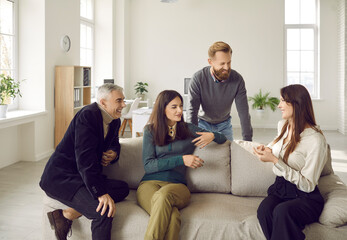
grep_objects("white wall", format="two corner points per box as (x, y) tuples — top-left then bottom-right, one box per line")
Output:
(317, 0), (339, 130)
(43, 0), (80, 156)
(95, 0), (114, 86)
(19, 0), (45, 111)
(0, 126), (18, 168)
(114, 0), (131, 92)
(337, 0), (346, 134)
(123, 0), (339, 129)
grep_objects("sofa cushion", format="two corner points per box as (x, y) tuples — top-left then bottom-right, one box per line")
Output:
(230, 140), (275, 197)
(180, 193), (265, 240)
(43, 191), (347, 240)
(103, 137), (145, 189)
(43, 191), (148, 240)
(318, 174), (347, 227)
(186, 141), (231, 193)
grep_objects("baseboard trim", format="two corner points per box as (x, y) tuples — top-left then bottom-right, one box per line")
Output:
(35, 149), (54, 161)
(0, 160), (17, 169)
(232, 124), (277, 129)
(232, 124), (339, 131)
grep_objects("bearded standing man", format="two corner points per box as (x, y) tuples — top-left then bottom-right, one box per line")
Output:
(186, 41), (253, 141)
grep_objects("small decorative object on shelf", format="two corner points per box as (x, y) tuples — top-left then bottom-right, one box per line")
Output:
(134, 81), (149, 100)
(83, 68), (91, 86)
(0, 74), (23, 118)
(248, 89), (279, 117)
(104, 79), (114, 84)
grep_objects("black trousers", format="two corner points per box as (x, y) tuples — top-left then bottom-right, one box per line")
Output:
(47, 179), (129, 240)
(257, 177), (324, 240)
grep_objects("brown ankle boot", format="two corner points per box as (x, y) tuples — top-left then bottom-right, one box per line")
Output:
(47, 209), (72, 240)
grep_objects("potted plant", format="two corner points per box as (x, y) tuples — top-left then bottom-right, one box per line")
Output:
(134, 81), (148, 100)
(0, 74), (22, 118)
(248, 89), (279, 117)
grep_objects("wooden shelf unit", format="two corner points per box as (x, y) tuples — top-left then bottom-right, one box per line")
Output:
(55, 66), (91, 147)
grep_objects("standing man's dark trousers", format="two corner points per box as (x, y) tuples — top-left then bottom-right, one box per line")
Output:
(257, 177), (324, 240)
(47, 179), (129, 240)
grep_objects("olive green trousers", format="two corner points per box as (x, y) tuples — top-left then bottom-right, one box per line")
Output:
(136, 180), (191, 240)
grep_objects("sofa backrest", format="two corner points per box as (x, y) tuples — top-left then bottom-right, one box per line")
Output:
(103, 137), (145, 189)
(104, 137), (334, 196)
(187, 140), (231, 193)
(321, 144), (334, 176)
(230, 140), (335, 197)
(103, 137), (232, 193)
(230, 140), (275, 197)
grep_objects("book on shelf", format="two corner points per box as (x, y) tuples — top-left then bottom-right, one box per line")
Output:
(74, 88), (81, 108)
(83, 68), (91, 86)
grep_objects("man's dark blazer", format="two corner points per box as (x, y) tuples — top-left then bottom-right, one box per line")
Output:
(40, 103), (121, 201)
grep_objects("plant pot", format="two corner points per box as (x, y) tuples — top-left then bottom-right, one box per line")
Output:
(137, 94), (145, 101)
(256, 108), (265, 118)
(0, 104), (8, 118)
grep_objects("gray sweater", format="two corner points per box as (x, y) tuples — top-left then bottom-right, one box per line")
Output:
(187, 66), (253, 141)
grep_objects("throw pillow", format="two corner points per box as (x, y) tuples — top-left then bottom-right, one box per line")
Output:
(186, 141), (231, 193)
(318, 174), (347, 227)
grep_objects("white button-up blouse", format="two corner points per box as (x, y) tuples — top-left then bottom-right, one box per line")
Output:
(267, 120), (328, 193)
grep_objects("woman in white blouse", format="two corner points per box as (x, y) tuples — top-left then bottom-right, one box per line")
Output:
(254, 84), (327, 240)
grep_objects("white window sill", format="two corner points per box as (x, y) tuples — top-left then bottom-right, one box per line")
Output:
(0, 110), (47, 129)
(312, 98), (323, 102)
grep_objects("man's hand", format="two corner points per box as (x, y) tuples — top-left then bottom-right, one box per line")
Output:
(183, 155), (204, 169)
(96, 194), (116, 217)
(101, 150), (117, 166)
(192, 132), (214, 149)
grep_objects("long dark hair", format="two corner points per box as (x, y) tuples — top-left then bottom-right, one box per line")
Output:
(147, 90), (192, 146)
(274, 84), (323, 163)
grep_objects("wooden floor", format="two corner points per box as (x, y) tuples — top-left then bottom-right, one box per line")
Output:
(0, 128), (346, 240)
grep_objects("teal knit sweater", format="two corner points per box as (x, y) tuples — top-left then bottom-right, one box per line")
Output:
(141, 123), (227, 185)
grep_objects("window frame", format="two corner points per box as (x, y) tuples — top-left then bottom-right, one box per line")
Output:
(80, 0), (95, 97)
(0, 0), (19, 110)
(80, 20), (95, 66)
(284, 0), (320, 99)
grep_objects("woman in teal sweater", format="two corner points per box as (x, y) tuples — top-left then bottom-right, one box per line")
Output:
(137, 90), (226, 240)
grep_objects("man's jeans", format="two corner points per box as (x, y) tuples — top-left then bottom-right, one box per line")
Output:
(198, 117), (233, 141)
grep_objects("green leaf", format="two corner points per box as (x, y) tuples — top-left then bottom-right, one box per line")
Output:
(134, 81), (149, 95)
(0, 74), (23, 105)
(248, 89), (280, 112)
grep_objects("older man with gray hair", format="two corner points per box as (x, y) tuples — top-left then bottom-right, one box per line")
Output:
(40, 83), (129, 240)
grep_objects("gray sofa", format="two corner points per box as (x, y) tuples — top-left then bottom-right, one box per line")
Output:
(42, 137), (347, 240)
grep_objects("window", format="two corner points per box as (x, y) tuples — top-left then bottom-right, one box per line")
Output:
(0, 0), (17, 109)
(80, 0), (94, 96)
(285, 0), (319, 98)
